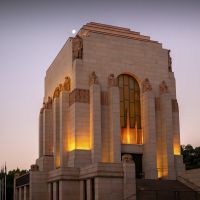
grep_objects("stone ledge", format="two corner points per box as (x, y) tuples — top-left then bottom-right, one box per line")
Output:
(80, 163), (124, 179)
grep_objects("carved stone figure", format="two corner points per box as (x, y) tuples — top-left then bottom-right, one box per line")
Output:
(53, 87), (60, 99)
(168, 50), (172, 72)
(40, 103), (45, 113)
(64, 76), (71, 91)
(142, 78), (152, 93)
(46, 97), (52, 109)
(122, 154), (134, 163)
(59, 84), (64, 92)
(89, 71), (99, 86)
(159, 81), (168, 94)
(108, 74), (117, 87)
(72, 36), (83, 60)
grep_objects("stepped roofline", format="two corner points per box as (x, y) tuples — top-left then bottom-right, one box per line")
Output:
(78, 22), (160, 44)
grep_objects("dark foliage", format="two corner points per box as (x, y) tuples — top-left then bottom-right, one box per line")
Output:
(181, 144), (200, 170)
(0, 168), (28, 200)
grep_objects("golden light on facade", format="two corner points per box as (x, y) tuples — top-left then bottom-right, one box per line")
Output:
(174, 144), (181, 155)
(67, 134), (90, 151)
(56, 155), (60, 168)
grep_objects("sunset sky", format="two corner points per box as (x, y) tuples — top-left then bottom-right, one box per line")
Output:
(0, 0), (199, 170)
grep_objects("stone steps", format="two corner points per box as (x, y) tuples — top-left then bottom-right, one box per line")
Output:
(136, 179), (199, 200)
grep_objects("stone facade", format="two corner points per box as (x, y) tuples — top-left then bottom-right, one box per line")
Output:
(14, 22), (185, 200)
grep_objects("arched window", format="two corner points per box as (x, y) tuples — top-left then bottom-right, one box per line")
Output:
(118, 74), (142, 144)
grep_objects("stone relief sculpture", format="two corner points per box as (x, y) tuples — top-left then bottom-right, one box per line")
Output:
(69, 89), (90, 106)
(168, 50), (172, 72)
(53, 87), (60, 99)
(46, 97), (52, 109)
(40, 103), (45, 113)
(72, 36), (83, 60)
(64, 76), (71, 91)
(142, 78), (152, 93)
(78, 30), (90, 38)
(122, 154), (134, 163)
(89, 71), (99, 86)
(59, 84), (64, 92)
(159, 81), (168, 94)
(108, 74), (117, 87)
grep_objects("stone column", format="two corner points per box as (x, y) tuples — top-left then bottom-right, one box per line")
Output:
(19, 187), (24, 200)
(24, 185), (29, 200)
(43, 108), (53, 156)
(39, 111), (44, 158)
(59, 91), (69, 168)
(53, 98), (60, 168)
(86, 179), (92, 200)
(53, 182), (59, 200)
(80, 180), (86, 200)
(142, 79), (157, 179)
(159, 81), (176, 179)
(16, 188), (19, 200)
(59, 181), (64, 200)
(90, 79), (102, 163)
(172, 99), (181, 155)
(108, 74), (121, 163)
(48, 183), (53, 200)
(18, 188), (21, 200)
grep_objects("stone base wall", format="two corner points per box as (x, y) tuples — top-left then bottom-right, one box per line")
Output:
(15, 163), (136, 200)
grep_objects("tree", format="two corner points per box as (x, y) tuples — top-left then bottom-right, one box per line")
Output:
(1, 168), (28, 200)
(181, 144), (200, 170)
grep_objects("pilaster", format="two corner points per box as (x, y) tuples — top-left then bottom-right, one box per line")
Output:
(90, 82), (102, 163)
(59, 91), (69, 167)
(142, 79), (157, 179)
(43, 109), (53, 156)
(53, 98), (60, 168)
(160, 81), (176, 179)
(108, 82), (121, 163)
(53, 182), (59, 200)
(172, 99), (181, 155)
(39, 112), (43, 158)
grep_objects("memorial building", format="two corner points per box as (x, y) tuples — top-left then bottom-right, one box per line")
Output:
(14, 22), (185, 200)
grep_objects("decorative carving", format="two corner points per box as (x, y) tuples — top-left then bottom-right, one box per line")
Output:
(168, 50), (172, 72)
(78, 30), (90, 38)
(40, 103), (45, 113)
(46, 97), (53, 109)
(59, 84), (64, 92)
(64, 76), (71, 91)
(89, 71), (99, 86)
(122, 154), (134, 163)
(69, 89), (90, 106)
(53, 87), (60, 99)
(101, 91), (108, 105)
(108, 74), (117, 87)
(172, 99), (179, 112)
(142, 78), (152, 93)
(72, 36), (83, 60)
(159, 81), (168, 94)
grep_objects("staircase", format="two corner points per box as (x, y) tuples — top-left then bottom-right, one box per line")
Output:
(136, 179), (200, 200)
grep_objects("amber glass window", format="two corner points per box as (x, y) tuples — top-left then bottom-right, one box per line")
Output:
(118, 74), (141, 129)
